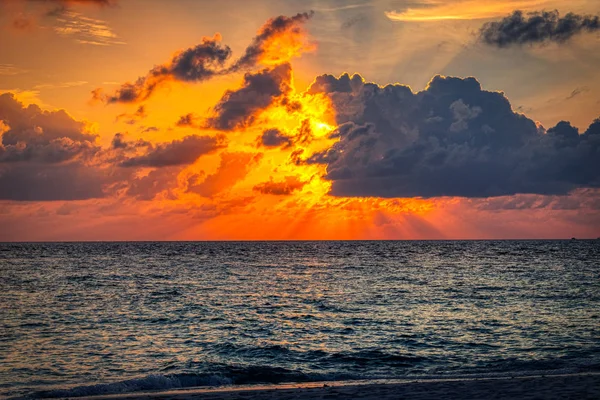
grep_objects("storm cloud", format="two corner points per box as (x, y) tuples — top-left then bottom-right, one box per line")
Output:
(305, 74), (600, 198)
(480, 10), (600, 47)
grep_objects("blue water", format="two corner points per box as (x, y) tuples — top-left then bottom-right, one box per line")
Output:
(1, 241), (599, 398)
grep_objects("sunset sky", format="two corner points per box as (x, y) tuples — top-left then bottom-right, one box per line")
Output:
(0, 0), (599, 241)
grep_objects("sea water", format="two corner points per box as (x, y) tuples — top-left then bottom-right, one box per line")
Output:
(1, 241), (599, 398)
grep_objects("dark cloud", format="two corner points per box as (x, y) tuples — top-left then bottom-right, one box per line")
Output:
(187, 152), (262, 197)
(176, 113), (199, 127)
(116, 105), (147, 125)
(207, 63), (292, 130)
(0, 93), (105, 200)
(119, 134), (224, 168)
(305, 74), (600, 198)
(140, 126), (159, 134)
(0, 92), (228, 202)
(94, 12), (312, 104)
(125, 167), (180, 201)
(0, 164), (106, 201)
(0, 93), (99, 164)
(110, 132), (151, 150)
(480, 10), (600, 47)
(230, 12), (314, 71)
(94, 35), (232, 103)
(259, 128), (293, 148)
(253, 176), (307, 195)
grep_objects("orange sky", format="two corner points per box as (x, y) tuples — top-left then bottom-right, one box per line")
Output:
(0, 0), (599, 241)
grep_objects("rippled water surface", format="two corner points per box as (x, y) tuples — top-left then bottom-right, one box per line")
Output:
(1, 241), (599, 398)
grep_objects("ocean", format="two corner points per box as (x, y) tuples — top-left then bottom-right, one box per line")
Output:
(1, 241), (599, 398)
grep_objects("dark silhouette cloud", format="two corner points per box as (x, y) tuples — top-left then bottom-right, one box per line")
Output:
(140, 126), (158, 134)
(176, 113), (199, 127)
(119, 135), (224, 167)
(116, 105), (147, 125)
(305, 74), (600, 198)
(207, 63), (292, 130)
(480, 10), (600, 47)
(259, 128), (293, 148)
(253, 176), (307, 195)
(94, 35), (232, 103)
(94, 12), (313, 104)
(230, 12), (314, 71)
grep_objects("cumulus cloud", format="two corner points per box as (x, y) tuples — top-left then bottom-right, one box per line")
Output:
(207, 63), (292, 130)
(480, 10), (600, 47)
(0, 92), (105, 200)
(305, 74), (600, 198)
(93, 35), (232, 103)
(0, 93), (230, 201)
(253, 175), (307, 195)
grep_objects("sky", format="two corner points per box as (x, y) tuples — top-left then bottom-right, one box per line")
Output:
(0, 0), (599, 241)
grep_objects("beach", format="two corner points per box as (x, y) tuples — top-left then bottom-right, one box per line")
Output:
(90, 373), (600, 400)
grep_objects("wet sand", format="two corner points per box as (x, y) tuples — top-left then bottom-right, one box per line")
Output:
(87, 372), (600, 400)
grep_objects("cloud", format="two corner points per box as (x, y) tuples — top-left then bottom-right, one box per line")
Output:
(124, 167), (180, 201)
(187, 152), (262, 197)
(50, 9), (124, 45)
(118, 134), (225, 168)
(94, 12), (313, 104)
(176, 113), (199, 128)
(253, 175), (307, 195)
(140, 126), (158, 134)
(93, 34), (231, 103)
(566, 86), (590, 100)
(207, 63), (292, 130)
(259, 128), (293, 148)
(305, 74), (600, 198)
(480, 10), (600, 47)
(0, 92), (229, 201)
(116, 105), (147, 125)
(0, 92), (106, 200)
(230, 11), (314, 71)
(385, 0), (545, 21)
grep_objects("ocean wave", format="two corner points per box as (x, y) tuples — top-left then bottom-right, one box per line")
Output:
(16, 360), (600, 399)
(21, 365), (365, 399)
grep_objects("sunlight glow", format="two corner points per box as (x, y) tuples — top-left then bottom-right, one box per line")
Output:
(385, 0), (549, 21)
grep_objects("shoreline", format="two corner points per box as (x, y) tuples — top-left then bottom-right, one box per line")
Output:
(82, 372), (600, 400)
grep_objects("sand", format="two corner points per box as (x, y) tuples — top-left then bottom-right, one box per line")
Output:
(85, 372), (600, 400)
